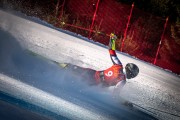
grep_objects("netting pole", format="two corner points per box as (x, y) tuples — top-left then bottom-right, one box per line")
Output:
(120, 2), (134, 52)
(58, 0), (65, 20)
(153, 17), (169, 64)
(55, 0), (60, 17)
(88, 0), (100, 39)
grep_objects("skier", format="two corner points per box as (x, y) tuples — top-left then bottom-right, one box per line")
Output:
(63, 33), (139, 87)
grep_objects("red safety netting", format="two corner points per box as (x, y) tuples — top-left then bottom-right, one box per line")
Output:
(52, 0), (179, 74)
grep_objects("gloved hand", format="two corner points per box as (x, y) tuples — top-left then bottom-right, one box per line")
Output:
(110, 33), (117, 40)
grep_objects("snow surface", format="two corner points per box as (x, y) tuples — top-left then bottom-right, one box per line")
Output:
(0, 9), (180, 120)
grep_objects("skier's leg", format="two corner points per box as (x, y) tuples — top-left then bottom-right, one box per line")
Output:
(61, 64), (97, 85)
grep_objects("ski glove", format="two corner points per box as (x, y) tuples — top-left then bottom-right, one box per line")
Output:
(110, 33), (117, 40)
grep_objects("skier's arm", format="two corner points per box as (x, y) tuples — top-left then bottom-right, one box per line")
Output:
(108, 33), (122, 65)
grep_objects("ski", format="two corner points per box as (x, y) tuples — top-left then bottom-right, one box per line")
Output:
(27, 50), (68, 68)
